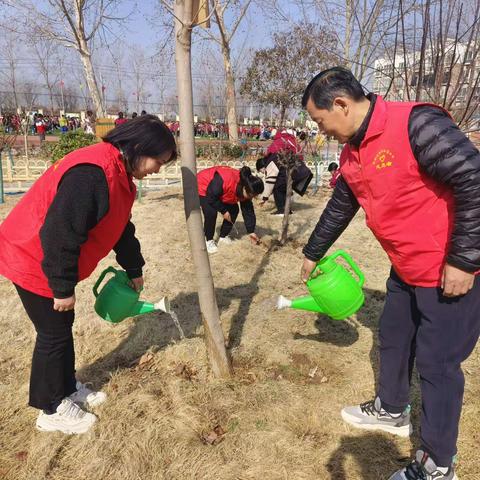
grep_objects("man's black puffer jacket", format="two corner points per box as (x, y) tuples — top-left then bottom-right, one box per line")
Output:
(303, 105), (480, 273)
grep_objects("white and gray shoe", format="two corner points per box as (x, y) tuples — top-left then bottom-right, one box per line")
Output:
(218, 236), (233, 245)
(206, 239), (218, 254)
(36, 398), (97, 434)
(388, 450), (458, 480)
(69, 381), (107, 408)
(341, 396), (412, 437)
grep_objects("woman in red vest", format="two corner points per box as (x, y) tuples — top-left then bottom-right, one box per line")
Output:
(197, 165), (264, 253)
(0, 115), (176, 435)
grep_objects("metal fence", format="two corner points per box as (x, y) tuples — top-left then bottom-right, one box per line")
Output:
(1, 148), (339, 191)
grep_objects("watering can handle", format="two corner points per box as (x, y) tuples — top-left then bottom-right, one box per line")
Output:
(93, 266), (118, 297)
(331, 250), (365, 288)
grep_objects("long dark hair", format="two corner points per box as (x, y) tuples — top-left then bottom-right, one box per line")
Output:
(103, 115), (177, 173)
(239, 166), (264, 196)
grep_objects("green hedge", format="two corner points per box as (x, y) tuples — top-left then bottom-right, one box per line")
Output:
(44, 130), (98, 164)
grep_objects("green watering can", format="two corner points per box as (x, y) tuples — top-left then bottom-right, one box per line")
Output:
(277, 250), (365, 320)
(93, 267), (170, 324)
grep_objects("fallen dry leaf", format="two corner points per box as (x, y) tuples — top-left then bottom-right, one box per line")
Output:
(201, 424), (226, 445)
(308, 366), (318, 378)
(129, 352), (155, 370)
(174, 364), (197, 381)
(320, 376), (328, 383)
(15, 451), (28, 462)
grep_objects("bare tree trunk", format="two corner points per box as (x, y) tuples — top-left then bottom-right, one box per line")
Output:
(415, 0), (430, 101)
(174, 0), (232, 378)
(280, 167), (293, 245)
(78, 39), (105, 117)
(344, 0), (352, 66)
(279, 104), (286, 127)
(222, 45), (239, 143)
(209, 0), (251, 143)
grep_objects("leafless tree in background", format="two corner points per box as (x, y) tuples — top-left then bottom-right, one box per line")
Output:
(379, 0), (480, 130)
(0, 31), (21, 111)
(29, 39), (64, 113)
(3, 0), (128, 117)
(194, 0), (253, 142)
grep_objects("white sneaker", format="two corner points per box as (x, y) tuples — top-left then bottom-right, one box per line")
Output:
(36, 398), (97, 434)
(341, 397), (412, 437)
(69, 381), (107, 408)
(218, 236), (233, 245)
(206, 239), (218, 253)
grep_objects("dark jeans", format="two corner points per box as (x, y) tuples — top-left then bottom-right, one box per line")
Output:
(199, 196), (239, 240)
(378, 269), (480, 467)
(15, 284), (77, 413)
(273, 186), (287, 213)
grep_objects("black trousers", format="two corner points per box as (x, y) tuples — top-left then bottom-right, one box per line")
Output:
(378, 269), (480, 467)
(15, 284), (77, 413)
(273, 187), (287, 212)
(199, 196), (239, 240)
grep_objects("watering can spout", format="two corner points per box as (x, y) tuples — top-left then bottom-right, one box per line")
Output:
(290, 295), (325, 313)
(277, 294), (324, 313)
(154, 297), (171, 314)
(129, 297), (170, 317)
(276, 295), (292, 310)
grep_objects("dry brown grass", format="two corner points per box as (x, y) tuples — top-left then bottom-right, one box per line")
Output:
(1, 187), (479, 480)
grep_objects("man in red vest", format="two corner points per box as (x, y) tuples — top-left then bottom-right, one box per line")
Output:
(301, 67), (480, 480)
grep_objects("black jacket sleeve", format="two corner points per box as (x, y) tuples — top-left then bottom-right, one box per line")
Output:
(206, 172), (228, 214)
(409, 106), (480, 272)
(302, 176), (360, 261)
(240, 200), (256, 234)
(40, 165), (109, 298)
(113, 221), (145, 279)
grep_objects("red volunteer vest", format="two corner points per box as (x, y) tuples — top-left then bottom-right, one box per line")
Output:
(340, 96), (454, 287)
(0, 142), (136, 297)
(197, 166), (240, 204)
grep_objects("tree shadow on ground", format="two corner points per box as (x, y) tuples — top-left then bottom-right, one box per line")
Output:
(292, 288), (385, 379)
(326, 432), (411, 479)
(146, 192), (182, 202)
(79, 247), (274, 386)
(293, 286), (421, 444)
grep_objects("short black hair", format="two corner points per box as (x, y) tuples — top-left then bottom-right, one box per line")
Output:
(302, 66), (366, 110)
(328, 162), (338, 172)
(103, 114), (177, 173)
(239, 166), (264, 196)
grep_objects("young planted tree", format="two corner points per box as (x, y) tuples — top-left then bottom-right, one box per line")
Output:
(240, 23), (341, 126)
(161, 0), (232, 377)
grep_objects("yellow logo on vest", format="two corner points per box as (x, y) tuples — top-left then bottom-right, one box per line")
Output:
(373, 149), (394, 170)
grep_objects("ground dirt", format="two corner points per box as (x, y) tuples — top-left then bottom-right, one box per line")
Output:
(0, 186), (479, 480)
